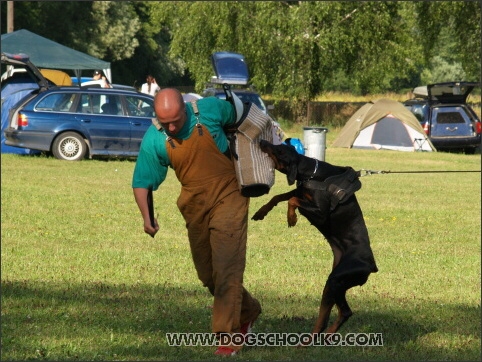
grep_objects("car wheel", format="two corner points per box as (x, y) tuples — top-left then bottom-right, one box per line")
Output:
(52, 132), (87, 161)
(464, 147), (476, 155)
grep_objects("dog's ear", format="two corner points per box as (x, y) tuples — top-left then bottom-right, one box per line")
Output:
(287, 164), (297, 185)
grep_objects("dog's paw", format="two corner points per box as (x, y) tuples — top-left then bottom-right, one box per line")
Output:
(252, 206), (272, 221)
(287, 215), (297, 227)
(251, 211), (266, 221)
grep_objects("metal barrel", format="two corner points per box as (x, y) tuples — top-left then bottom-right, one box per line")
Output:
(303, 126), (328, 161)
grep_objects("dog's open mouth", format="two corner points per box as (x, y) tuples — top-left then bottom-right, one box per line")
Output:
(259, 140), (272, 153)
(259, 141), (284, 171)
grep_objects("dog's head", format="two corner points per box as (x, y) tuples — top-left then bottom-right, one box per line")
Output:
(259, 140), (300, 185)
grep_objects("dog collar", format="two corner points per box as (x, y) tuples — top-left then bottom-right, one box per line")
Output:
(297, 159), (318, 187)
(296, 158), (321, 186)
(308, 159), (319, 181)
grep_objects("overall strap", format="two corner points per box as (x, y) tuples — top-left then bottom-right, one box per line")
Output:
(190, 100), (203, 136)
(152, 117), (162, 130)
(151, 117), (176, 147)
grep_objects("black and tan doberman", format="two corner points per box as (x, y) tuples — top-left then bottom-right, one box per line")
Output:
(252, 140), (378, 337)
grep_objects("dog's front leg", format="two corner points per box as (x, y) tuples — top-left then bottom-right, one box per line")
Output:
(252, 190), (296, 221)
(287, 197), (301, 227)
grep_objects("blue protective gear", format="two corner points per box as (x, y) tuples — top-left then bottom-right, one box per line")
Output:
(283, 138), (305, 155)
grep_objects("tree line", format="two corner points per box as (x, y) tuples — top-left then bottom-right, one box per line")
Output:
(1, 1), (480, 101)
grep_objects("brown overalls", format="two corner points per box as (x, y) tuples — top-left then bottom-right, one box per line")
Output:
(167, 124), (261, 344)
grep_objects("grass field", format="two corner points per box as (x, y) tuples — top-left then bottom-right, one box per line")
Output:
(1, 128), (480, 361)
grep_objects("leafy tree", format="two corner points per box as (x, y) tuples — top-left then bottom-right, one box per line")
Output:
(327, 2), (424, 95)
(87, 1), (140, 61)
(1, 1), (140, 62)
(110, 1), (187, 87)
(150, 1), (425, 99)
(2, 1), (141, 82)
(2, 1), (479, 97)
(150, 2), (243, 92)
(414, 1), (481, 82)
(418, 25), (467, 83)
(2, 1), (92, 51)
(421, 56), (466, 84)
(451, 1), (481, 80)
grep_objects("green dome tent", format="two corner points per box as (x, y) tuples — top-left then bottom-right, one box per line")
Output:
(332, 99), (436, 152)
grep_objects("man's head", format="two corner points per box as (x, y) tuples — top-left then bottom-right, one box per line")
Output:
(154, 88), (187, 136)
(93, 70), (102, 80)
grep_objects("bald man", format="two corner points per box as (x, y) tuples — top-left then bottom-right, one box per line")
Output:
(132, 88), (261, 356)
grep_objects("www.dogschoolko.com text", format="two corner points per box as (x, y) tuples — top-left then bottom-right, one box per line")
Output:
(166, 332), (384, 347)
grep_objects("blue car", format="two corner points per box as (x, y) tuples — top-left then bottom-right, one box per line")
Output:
(2, 52), (155, 161)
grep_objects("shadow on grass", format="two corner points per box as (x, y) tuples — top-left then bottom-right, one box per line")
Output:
(2, 279), (480, 361)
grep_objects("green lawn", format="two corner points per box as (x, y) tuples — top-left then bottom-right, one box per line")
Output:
(1, 132), (480, 361)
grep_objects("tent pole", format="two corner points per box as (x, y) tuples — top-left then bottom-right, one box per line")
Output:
(74, 69), (81, 87)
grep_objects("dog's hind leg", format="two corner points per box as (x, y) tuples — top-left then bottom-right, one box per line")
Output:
(312, 276), (358, 335)
(302, 282), (351, 347)
(326, 291), (352, 334)
(311, 282), (335, 335)
(311, 244), (344, 335)
(325, 273), (370, 334)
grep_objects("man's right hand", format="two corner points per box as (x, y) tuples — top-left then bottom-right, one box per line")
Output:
(144, 217), (159, 238)
(133, 187), (159, 238)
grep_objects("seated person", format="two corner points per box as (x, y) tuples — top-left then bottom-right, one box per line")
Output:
(101, 102), (118, 115)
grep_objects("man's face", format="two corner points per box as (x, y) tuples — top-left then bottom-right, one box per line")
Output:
(156, 107), (187, 136)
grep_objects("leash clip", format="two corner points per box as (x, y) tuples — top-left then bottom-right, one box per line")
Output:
(358, 169), (372, 177)
(358, 169), (389, 177)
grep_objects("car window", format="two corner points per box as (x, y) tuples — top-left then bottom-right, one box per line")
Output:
(78, 93), (103, 114)
(407, 104), (428, 123)
(434, 108), (466, 124)
(35, 92), (75, 112)
(125, 95), (154, 117)
(78, 93), (93, 113)
(237, 93), (266, 112)
(463, 106), (480, 123)
(100, 95), (121, 115)
(76, 93), (121, 115)
(213, 91), (267, 113)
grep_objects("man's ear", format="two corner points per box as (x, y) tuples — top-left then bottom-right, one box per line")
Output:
(287, 165), (297, 185)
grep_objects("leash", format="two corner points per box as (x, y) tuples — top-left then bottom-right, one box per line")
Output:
(358, 169), (481, 177)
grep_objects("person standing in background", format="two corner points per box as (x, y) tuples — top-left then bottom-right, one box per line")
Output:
(93, 70), (112, 88)
(141, 74), (160, 96)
